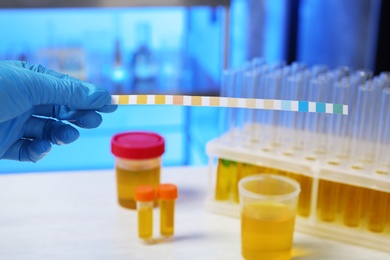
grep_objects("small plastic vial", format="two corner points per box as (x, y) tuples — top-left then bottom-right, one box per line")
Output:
(157, 184), (178, 237)
(134, 185), (155, 242)
(111, 131), (165, 209)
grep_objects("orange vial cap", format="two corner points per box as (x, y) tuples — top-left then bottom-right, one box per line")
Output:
(158, 184), (178, 200)
(134, 185), (155, 202)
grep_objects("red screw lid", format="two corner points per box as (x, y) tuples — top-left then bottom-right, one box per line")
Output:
(111, 131), (165, 160)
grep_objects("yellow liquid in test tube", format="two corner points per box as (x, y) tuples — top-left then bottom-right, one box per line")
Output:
(359, 188), (371, 220)
(241, 202), (296, 260)
(239, 163), (260, 180)
(215, 159), (238, 201)
(231, 162), (240, 203)
(341, 184), (363, 227)
(135, 185), (156, 241)
(317, 179), (340, 222)
(287, 173), (313, 217)
(367, 189), (389, 233)
(158, 184), (178, 237)
(116, 167), (160, 209)
(138, 205), (153, 239)
(216, 160), (265, 203)
(160, 199), (175, 236)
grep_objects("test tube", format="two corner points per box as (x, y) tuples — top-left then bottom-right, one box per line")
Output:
(324, 76), (363, 224)
(349, 81), (378, 169)
(290, 61), (306, 74)
(311, 64), (328, 78)
(254, 64), (270, 144)
(230, 79), (259, 205)
(366, 189), (389, 233)
(335, 66), (351, 78)
(326, 78), (354, 165)
(234, 63), (252, 135)
(375, 73), (390, 90)
(219, 69), (236, 141)
(295, 76), (329, 218)
(354, 69), (373, 85)
(286, 71), (320, 217)
(278, 74), (305, 156)
(316, 178), (340, 222)
(373, 87), (390, 175)
(379, 72), (390, 89)
(134, 185), (155, 242)
(216, 70), (242, 201)
(269, 60), (286, 71)
(303, 76), (329, 161)
(318, 79), (353, 223)
(281, 65), (292, 87)
(215, 159), (233, 201)
(340, 183), (364, 227)
(322, 70), (341, 109)
(341, 81), (380, 228)
(294, 70), (311, 153)
(158, 184), (178, 237)
(216, 69), (240, 202)
(262, 70), (283, 150)
(250, 57), (265, 68)
(242, 70), (260, 142)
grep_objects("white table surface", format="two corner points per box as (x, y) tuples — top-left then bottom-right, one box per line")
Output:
(0, 166), (389, 260)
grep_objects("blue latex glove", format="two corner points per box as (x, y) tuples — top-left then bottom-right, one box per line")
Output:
(0, 60), (117, 162)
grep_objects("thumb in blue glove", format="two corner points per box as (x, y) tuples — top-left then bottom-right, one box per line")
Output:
(0, 60), (117, 162)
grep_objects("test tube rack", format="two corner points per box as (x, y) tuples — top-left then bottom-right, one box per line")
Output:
(205, 132), (390, 253)
(206, 59), (390, 252)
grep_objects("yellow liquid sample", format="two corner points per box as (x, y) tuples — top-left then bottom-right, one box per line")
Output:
(288, 173), (312, 217)
(215, 159), (237, 201)
(234, 163), (259, 203)
(341, 184), (363, 227)
(116, 166), (160, 209)
(367, 189), (389, 233)
(160, 199), (175, 236)
(317, 180), (340, 222)
(231, 162), (240, 203)
(359, 188), (371, 220)
(138, 205), (153, 239)
(263, 167), (282, 175)
(239, 163), (260, 180)
(241, 202), (296, 260)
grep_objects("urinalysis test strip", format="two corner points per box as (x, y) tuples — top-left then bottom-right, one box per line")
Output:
(111, 95), (348, 115)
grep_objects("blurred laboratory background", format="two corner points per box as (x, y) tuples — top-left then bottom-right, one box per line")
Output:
(0, 0), (389, 173)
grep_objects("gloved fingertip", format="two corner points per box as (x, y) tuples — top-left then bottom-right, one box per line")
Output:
(2, 139), (52, 162)
(78, 83), (112, 109)
(55, 125), (80, 145)
(71, 112), (103, 129)
(25, 140), (52, 163)
(97, 104), (118, 113)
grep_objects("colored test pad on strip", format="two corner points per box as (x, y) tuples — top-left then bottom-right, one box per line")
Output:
(111, 95), (348, 115)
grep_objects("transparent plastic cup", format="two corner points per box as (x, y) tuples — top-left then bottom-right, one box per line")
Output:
(239, 174), (301, 260)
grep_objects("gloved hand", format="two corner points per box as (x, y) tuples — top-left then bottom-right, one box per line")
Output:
(0, 60), (117, 162)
